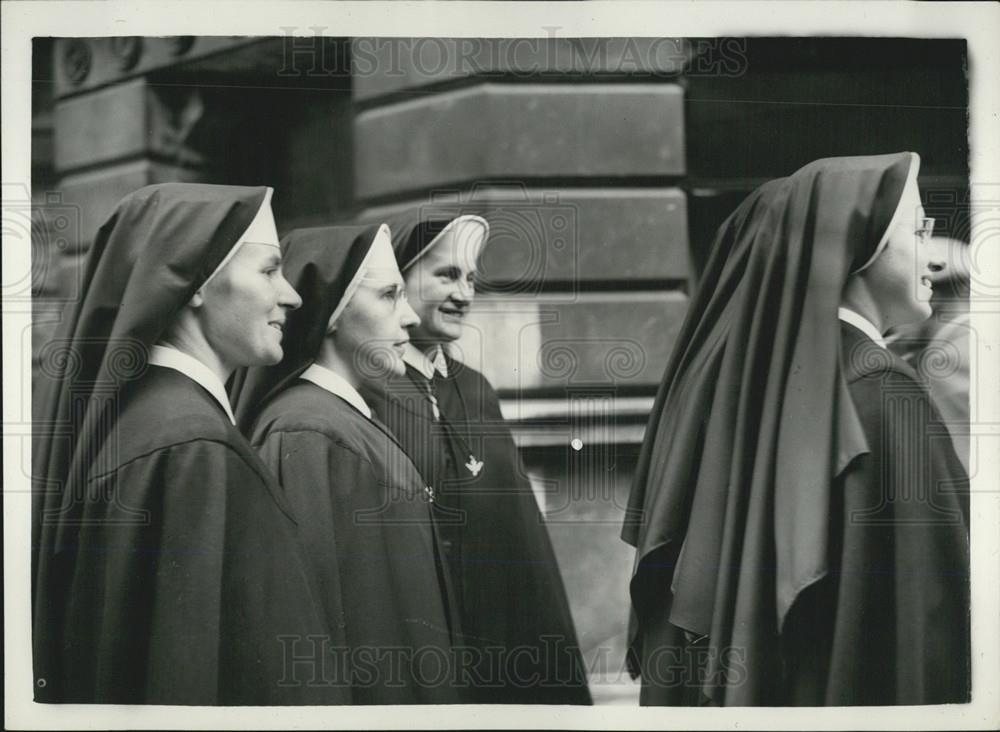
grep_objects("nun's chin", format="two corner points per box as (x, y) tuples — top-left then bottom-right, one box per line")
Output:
(373, 349), (406, 379)
(429, 312), (464, 343)
(387, 354), (407, 377)
(411, 321), (458, 346)
(261, 346), (284, 366)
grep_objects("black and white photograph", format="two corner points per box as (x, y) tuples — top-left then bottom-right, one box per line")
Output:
(3, 1), (999, 729)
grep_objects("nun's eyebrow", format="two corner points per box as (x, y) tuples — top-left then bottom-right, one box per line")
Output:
(264, 252), (281, 267)
(360, 273), (404, 287)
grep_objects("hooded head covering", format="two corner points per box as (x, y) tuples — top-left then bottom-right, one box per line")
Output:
(621, 152), (919, 704)
(230, 223), (389, 432)
(32, 182), (276, 569)
(202, 187), (281, 284)
(390, 212), (490, 271)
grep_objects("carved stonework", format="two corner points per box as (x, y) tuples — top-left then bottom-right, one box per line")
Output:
(61, 40), (92, 87)
(110, 37), (143, 71)
(54, 37), (253, 99)
(147, 86), (207, 168)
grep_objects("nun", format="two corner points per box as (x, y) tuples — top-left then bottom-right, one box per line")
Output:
(361, 214), (592, 704)
(232, 224), (464, 704)
(622, 153), (970, 705)
(32, 183), (347, 704)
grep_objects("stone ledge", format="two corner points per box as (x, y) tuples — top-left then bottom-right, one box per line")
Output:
(449, 291), (687, 392)
(53, 37), (264, 98)
(352, 37), (691, 101)
(355, 83), (685, 199)
(359, 186), (689, 285)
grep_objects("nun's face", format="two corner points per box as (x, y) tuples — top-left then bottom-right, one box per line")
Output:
(404, 224), (484, 344)
(334, 275), (419, 381)
(199, 242), (302, 368)
(864, 185), (942, 329)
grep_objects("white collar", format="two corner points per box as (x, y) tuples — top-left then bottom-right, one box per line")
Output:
(838, 307), (887, 349)
(300, 363), (372, 419)
(148, 344), (237, 424)
(401, 342), (448, 380)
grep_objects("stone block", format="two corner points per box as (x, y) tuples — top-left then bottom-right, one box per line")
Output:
(31, 300), (68, 373)
(55, 160), (204, 249)
(522, 444), (640, 678)
(355, 83), (685, 199)
(360, 186), (689, 286)
(31, 247), (87, 304)
(449, 291), (687, 392)
(54, 79), (208, 174)
(54, 79), (149, 172)
(352, 37), (690, 101)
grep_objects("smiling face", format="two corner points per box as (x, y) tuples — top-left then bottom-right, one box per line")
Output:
(404, 220), (487, 345)
(862, 181), (942, 330)
(198, 242), (302, 369)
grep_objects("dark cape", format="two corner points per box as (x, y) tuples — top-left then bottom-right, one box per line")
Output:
(248, 382), (464, 704)
(231, 224), (465, 704)
(362, 353), (592, 704)
(782, 322), (970, 704)
(362, 210), (591, 703)
(32, 184), (343, 704)
(621, 153), (970, 705)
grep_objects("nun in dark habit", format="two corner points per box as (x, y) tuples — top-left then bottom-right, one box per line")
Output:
(32, 183), (347, 705)
(622, 153), (970, 706)
(231, 224), (465, 704)
(361, 214), (592, 704)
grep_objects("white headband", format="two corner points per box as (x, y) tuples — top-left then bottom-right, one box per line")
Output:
(852, 152), (920, 275)
(401, 214), (490, 273)
(326, 223), (394, 331)
(203, 187), (280, 286)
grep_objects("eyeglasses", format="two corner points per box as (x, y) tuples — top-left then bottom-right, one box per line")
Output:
(915, 217), (936, 243)
(358, 277), (410, 307)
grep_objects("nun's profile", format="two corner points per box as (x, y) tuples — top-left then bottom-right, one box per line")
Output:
(232, 224), (465, 704)
(32, 184), (345, 705)
(623, 153), (970, 706)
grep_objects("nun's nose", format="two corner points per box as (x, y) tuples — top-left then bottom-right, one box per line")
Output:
(925, 236), (948, 276)
(456, 278), (475, 302)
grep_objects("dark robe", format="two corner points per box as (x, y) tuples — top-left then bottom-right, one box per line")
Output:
(631, 323), (970, 705)
(784, 322), (969, 704)
(249, 380), (465, 704)
(622, 153), (970, 706)
(32, 183), (343, 705)
(49, 366), (346, 704)
(363, 357), (592, 704)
